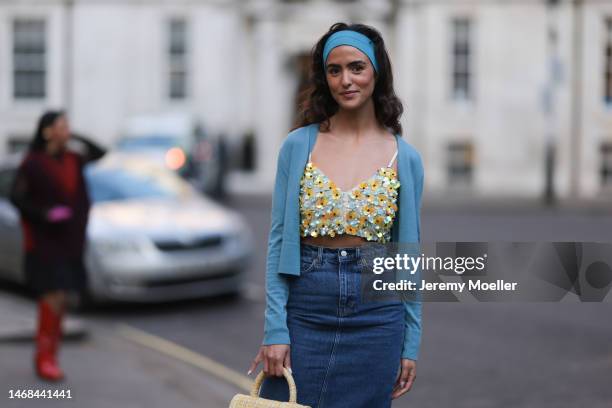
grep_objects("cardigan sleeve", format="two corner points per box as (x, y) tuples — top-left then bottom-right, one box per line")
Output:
(401, 152), (424, 360)
(70, 134), (107, 165)
(9, 160), (51, 225)
(262, 139), (292, 345)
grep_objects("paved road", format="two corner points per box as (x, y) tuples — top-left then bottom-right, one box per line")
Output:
(0, 292), (238, 408)
(2, 197), (612, 407)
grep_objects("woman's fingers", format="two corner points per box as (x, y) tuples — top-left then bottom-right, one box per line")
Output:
(263, 351), (270, 376)
(250, 345), (291, 377)
(274, 354), (285, 377)
(283, 350), (292, 375)
(404, 364), (416, 391)
(247, 347), (264, 376)
(391, 360), (416, 399)
(391, 368), (409, 399)
(261, 345), (290, 377)
(270, 348), (284, 377)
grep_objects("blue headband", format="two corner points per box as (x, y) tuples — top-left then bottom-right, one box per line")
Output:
(322, 30), (379, 73)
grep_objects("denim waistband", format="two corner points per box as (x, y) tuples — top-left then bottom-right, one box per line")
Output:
(301, 243), (387, 263)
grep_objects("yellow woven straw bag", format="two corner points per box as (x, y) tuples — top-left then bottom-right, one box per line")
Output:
(229, 367), (310, 408)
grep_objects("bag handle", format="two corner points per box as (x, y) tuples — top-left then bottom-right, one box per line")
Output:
(251, 367), (297, 403)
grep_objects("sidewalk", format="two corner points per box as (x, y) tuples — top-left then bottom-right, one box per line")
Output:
(0, 291), (239, 408)
(0, 291), (87, 342)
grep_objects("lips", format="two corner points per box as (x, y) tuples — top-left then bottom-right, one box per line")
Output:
(340, 90), (359, 98)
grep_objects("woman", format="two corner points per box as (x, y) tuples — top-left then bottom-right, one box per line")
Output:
(10, 111), (106, 381)
(248, 23), (424, 406)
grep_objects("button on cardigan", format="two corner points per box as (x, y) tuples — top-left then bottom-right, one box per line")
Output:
(263, 123), (424, 360)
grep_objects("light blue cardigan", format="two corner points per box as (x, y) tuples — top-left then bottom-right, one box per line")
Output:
(263, 123), (424, 360)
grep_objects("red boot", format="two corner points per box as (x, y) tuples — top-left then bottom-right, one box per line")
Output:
(35, 300), (64, 381)
(49, 303), (64, 365)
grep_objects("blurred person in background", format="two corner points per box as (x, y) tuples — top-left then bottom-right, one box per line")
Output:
(9, 111), (106, 381)
(248, 23), (424, 406)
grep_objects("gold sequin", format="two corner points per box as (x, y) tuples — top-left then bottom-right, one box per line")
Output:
(299, 160), (400, 243)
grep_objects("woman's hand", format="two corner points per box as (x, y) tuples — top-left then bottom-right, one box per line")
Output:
(46, 206), (73, 223)
(248, 345), (291, 377)
(391, 358), (416, 399)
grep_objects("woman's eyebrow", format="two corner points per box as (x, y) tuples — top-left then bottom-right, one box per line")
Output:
(327, 60), (367, 68)
(347, 60), (366, 67)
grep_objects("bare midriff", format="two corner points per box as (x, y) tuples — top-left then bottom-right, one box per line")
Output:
(301, 234), (367, 248)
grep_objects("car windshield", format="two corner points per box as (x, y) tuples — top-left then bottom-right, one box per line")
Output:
(85, 162), (192, 203)
(117, 135), (181, 151)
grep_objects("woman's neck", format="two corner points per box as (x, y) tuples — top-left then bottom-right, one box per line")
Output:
(45, 142), (65, 157)
(329, 100), (380, 138)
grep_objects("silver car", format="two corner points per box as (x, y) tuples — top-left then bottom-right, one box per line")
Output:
(0, 153), (251, 303)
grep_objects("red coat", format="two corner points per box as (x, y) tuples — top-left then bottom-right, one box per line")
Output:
(11, 150), (91, 263)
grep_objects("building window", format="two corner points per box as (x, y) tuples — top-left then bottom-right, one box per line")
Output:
(13, 19), (46, 99)
(604, 18), (612, 106)
(451, 18), (472, 101)
(168, 19), (188, 100)
(6, 135), (30, 154)
(447, 141), (474, 185)
(600, 142), (612, 187)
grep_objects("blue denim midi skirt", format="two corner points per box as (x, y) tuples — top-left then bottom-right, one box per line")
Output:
(260, 244), (404, 408)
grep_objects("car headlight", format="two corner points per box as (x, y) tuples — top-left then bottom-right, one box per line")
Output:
(228, 225), (252, 251)
(93, 239), (149, 256)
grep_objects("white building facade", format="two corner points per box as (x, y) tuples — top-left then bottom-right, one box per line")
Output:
(0, 0), (611, 200)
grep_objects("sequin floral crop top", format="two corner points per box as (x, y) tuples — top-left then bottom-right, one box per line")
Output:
(299, 150), (400, 243)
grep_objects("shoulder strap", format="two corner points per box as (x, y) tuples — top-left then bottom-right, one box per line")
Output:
(387, 150), (398, 168)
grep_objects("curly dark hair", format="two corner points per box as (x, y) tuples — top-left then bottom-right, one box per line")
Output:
(29, 110), (65, 152)
(295, 22), (404, 135)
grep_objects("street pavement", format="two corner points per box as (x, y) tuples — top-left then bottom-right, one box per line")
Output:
(0, 291), (239, 408)
(1, 195), (611, 407)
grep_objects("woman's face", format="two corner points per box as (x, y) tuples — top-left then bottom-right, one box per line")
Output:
(325, 45), (376, 111)
(44, 116), (71, 147)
